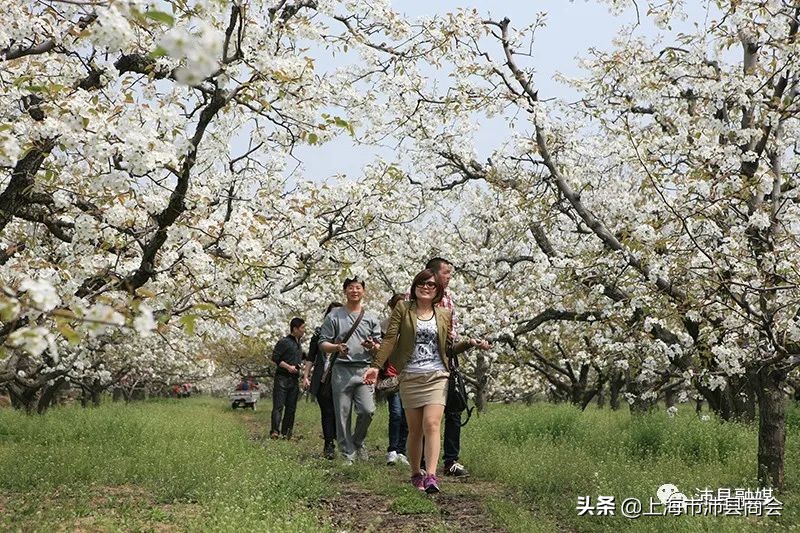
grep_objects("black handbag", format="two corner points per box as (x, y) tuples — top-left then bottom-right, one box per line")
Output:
(447, 352), (474, 426)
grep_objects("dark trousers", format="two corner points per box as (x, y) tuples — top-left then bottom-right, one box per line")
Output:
(387, 391), (408, 454)
(271, 374), (299, 437)
(317, 382), (336, 445)
(443, 406), (462, 464)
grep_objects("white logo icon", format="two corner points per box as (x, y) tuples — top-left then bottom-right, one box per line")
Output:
(657, 484), (687, 510)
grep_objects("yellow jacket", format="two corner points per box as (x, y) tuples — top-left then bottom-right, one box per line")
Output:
(371, 300), (471, 373)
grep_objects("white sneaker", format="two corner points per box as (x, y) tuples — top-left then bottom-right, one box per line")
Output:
(386, 451), (398, 465)
(396, 453), (409, 466)
(356, 446), (370, 461)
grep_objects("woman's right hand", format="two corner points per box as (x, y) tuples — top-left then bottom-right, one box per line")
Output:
(363, 367), (379, 385)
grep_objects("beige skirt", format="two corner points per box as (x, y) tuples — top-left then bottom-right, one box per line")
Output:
(399, 370), (450, 409)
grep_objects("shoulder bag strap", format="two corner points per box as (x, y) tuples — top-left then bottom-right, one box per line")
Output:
(341, 308), (366, 344)
(322, 309), (365, 383)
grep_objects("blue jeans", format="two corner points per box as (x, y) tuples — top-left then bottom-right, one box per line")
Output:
(387, 391), (408, 455)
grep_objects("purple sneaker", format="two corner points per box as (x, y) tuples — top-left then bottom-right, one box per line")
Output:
(423, 474), (440, 494)
(411, 473), (425, 491)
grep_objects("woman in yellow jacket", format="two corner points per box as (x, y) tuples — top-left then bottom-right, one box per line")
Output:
(364, 268), (471, 493)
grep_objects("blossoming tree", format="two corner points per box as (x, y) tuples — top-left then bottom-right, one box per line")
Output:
(0, 0), (442, 410)
(374, 0), (800, 488)
(3, 0), (798, 491)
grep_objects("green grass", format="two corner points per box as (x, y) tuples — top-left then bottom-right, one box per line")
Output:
(1, 396), (798, 532)
(461, 402), (799, 532)
(0, 397), (330, 531)
(389, 490), (439, 514)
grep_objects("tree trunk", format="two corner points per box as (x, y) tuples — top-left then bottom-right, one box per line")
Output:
(37, 378), (67, 414)
(472, 353), (491, 413)
(609, 372), (624, 410)
(596, 382), (606, 408)
(131, 387), (147, 401)
(626, 374), (655, 415)
(755, 366), (786, 489)
(664, 387), (677, 408)
(7, 383), (39, 414)
(696, 375), (756, 423)
(91, 388), (102, 406)
(475, 384), (489, 413)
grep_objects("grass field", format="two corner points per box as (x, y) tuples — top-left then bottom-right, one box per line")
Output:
(0, 396), (797, 532)
(459, 403), (799, 532)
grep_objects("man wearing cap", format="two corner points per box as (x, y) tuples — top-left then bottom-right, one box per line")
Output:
(319, 277), (382, 464)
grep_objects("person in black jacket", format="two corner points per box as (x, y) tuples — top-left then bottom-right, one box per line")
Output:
(270, 317), (306, 439)
(302, 302), (342, 459)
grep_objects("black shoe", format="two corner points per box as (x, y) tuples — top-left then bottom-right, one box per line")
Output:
(444, 461), (469, 477)
(324, 442), (335, 460)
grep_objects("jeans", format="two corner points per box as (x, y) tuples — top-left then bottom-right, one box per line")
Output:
(271, 373), (299, 437)
(387, 391), (408, 455)
(331, 364), (375, 458)
(316, 381), (336, 445)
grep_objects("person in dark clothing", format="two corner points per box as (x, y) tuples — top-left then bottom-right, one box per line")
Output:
(270, 317), (306, 439)
(303, 302), (342, 459)
(381, 293), (409, 467)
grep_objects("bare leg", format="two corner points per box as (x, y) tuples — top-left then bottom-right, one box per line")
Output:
(422, 404), (445, 476)
(405, 406), (424, 476)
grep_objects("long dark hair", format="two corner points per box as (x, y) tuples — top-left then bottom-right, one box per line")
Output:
(408, 268), (444, 304)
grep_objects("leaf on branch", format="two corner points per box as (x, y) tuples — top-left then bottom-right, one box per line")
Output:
(135, 288), (157, 298)
(180, 314), (198, 335)
(145, 11), (175, 26)
(55, 319), (80, 346)
(149, 46), (169, 59)
(332, 116), (355, 136)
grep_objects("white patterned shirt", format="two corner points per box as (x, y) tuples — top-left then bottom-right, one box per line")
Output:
(405, 315), (446, 373)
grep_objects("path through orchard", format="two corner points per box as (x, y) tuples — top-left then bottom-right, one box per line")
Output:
(238, 405), (514, 532)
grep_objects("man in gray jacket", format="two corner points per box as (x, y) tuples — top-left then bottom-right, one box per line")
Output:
(319, 277), (382, 464)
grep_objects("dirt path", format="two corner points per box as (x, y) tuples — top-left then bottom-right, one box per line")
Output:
(240, 409), (508, 532)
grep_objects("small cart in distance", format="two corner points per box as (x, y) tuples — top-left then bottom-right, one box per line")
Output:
(230, 389), (258, 410)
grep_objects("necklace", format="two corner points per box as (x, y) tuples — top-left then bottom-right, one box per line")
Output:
(416, 310), (434, 321)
